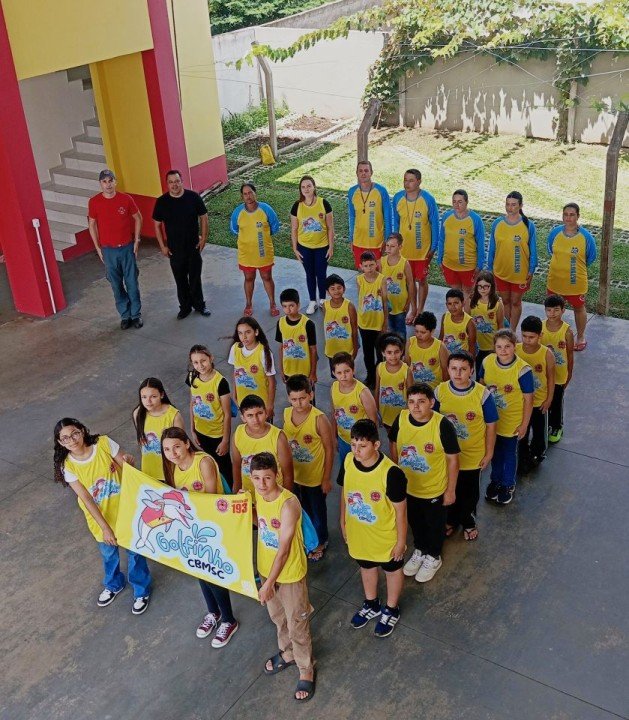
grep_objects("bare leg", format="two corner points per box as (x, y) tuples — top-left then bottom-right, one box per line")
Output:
(462, 284), (473, 312)
(510, 291), (524, 330)
(574, 304), (588, 343)
(359, 567), (379, 600)
(243, 271), (255, 310)
(385, 569), (404, 608)
(417, 279), (429, 314)
(499, 290), (512, 326)
(260, 269), (277, 308)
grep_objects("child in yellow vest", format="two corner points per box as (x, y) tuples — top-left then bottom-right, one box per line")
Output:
(357, 250), (388, 388)
(161, 427), (239, 648)
(375, 334), (408, 431)
(382, 233), (416, 337)
(339, 420), (407, 637)
(132, 377), (184, 481)
(516, 316), (556, 468)
(406, 311), (449, 389)
(388, 385), (460, 582)
(439, 288), (476, 358)
(228, 316), (277, 421)
(231, 394), (294, 496)
(330, 352), (378, 472)
(53, 418), (151, 614)
(470, 271), (504, 376)
(323, 273), (358, 377)
(251, 453), (315, 702)
(275, 288), (317, 385)
(188, 344), (233, 489)
(478, 329), (534, 505)
(434, 352), (498, 542)
(543, 295), (574, 444)
(283, 374), (334, 561)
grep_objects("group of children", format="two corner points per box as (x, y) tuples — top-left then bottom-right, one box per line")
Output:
(53, 244), (577, 703)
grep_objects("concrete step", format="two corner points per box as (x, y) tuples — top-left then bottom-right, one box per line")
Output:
(84, 118), (101, 139)
(49, 219), (87, 243)
(50, 165), (100, 191)
(41, 182), (92, 209)
(52, 237), (77, 262)
(45, 200), (88, 225)
(73, 133), (103, 155)
(61, 149), (106, 173)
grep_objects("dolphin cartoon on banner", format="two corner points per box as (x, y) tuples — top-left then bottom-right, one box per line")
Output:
(136, 488), (193, 552)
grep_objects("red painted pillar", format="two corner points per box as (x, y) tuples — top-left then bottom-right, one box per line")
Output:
(0, 4), (66, 317)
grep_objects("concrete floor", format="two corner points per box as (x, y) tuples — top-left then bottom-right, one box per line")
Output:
(1, 246), (627, 720)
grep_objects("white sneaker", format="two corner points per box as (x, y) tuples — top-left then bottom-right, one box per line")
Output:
(318, 299), (325, 308)
(403, 549), (424, 576)
(415, 555), (442, 583)
(305, 301), (317, 315)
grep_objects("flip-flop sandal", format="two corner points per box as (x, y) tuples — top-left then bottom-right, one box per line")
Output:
(270, 305), (280, 317)
(445, 525), (457, 538)
(464, 527), (479, 542)
(264, 652), (296, 675)
(294, 670), (316, 703)
(308, 547), (325, 563)
(574, 341), (588, 352)
(243, 306), (253, 317)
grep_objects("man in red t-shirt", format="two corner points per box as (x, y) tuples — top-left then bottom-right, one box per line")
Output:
(88, 169), (144, 329)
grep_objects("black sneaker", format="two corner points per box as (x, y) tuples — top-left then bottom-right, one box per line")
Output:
(351, 600), (381, 629)
(97, 587), (123, 607)
(196, 308), (212, 317)
(132, 595), (150, 615)
(120, 318), (132, 330)
(177, 308), (192, 320)
(374, 606), (400, 638)
(485, 480), (500, 501)
(132, 316), (143, 329)
(496, 486), (515, 505)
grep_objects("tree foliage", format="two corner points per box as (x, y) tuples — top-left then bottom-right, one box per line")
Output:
(208, 0), (329, 35)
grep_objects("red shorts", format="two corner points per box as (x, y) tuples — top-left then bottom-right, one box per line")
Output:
(495, 275), (530, 294)
(408, 259), (430, 281)
(239, 263), (274, 274)
(441, 265), (476, 288)
(547, 288), (586, 308)
(352, 244), (382, 268)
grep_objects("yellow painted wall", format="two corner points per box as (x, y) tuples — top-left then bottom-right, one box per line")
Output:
(170, 0), (225, 165)
(2, 0), (153, 80)
(91, 53), (161, 198)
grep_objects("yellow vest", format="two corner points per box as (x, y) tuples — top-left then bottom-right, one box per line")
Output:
(377, 362), (408, 427)
(547, 230), (589, 295)
(173, 452), (220, 492)
(397, 410), (447, 498)
(435, 382), (486, 470)
(482, 354), (531, 437)
(331, 380), (368, 444)
(256, 488), (306, 583)
(442, 213), (477, 270)
(382, 255), (408, 315)
(407, 336), (443, 389)
(352, 186), (385, 249)
(279, 315), (311, 377)
(541, 320), (569, 385)
(323, 298), (354, 357)
(64, 436), (121, 542)
(232, 342), (270, 407)
(140, 405), (179, 480)
(395, 193), (433, 260)
(234, 423), (283, 495)
(471, 300), (501, 351)
(344, 453), (400, 562)
(236, 206), (274, 268)
(357, 273), (384, 330)
(191, 371), (226, 439)
(283, 406), (325, 488)
(493, 219), (530, 284)
(295, 197), (329, 249)
(442, 312), (472, 353)
(516, 343), (549, 408)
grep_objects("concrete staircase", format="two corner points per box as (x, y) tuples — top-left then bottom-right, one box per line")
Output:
(42, 117), (106, 261)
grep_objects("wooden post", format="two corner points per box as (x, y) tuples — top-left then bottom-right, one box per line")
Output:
(597, 110), (629, 315)
(253, 42), (278, 160)
(357, 97), (382, 162)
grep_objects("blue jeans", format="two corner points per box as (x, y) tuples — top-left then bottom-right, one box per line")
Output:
(490, 435), (519, 489)
(388, 312), (407, 338)
(298, 243), (328, 301)
(102, 243), (141, 320)
(97, 543), (152, 598)
(293, 483), (328, 545)
(338, 436), (351, 467)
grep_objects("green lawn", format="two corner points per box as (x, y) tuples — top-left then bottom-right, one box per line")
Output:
(206, 127), (629, 319)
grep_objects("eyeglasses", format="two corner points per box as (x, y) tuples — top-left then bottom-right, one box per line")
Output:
(477, 283), (491, 289)
(58, 430), (83, 445)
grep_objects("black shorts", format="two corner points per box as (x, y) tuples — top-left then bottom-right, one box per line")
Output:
(356, 557), (404, 572)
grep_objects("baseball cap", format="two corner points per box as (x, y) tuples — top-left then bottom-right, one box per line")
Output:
(99, 169), (116, 181)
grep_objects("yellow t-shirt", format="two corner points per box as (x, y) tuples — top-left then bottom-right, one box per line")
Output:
(516, 343), (549, 408)
(442, 312), (472, 353)
(492, 218), (531, 284)
(235, 206), (275, 268)
(377, 362), (408, 428)
(343, 453), (400, 562)
(295, 197), (329, 249)
(434, 382), (486, 470)
(234, 423), (283, 495)
(357, 273), (384, 330)
(256, 488), (306, 583)
(482, 354), (531, 437)
(191, 371), (227, 439)
(396, 410), (447, 498)
(279, 315), (311, 377)
(64, 436), (122, 542)
(232, 342), (271, 407)
(323, 298), (354, 358)
(407, 337), (443, 388)
(382, 256), (408, 315)
(471, 301), (501, 352)
(394, 193), (433, 261)
(283, 406), (325, 488)
(173, 452), (220, 492)
(331, 380), (369, 445)
(541, 320), (569, 385)
(547, 230), (590, 295)
(140, 405), (180, 480)
(442, 213), (478, 271)
(351, 186), (385, 249)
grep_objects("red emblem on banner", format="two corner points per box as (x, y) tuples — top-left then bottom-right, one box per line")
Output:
(216, 498), (228, 513)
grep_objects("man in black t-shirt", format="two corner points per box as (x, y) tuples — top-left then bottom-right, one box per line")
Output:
(153, 170), (211, 319)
